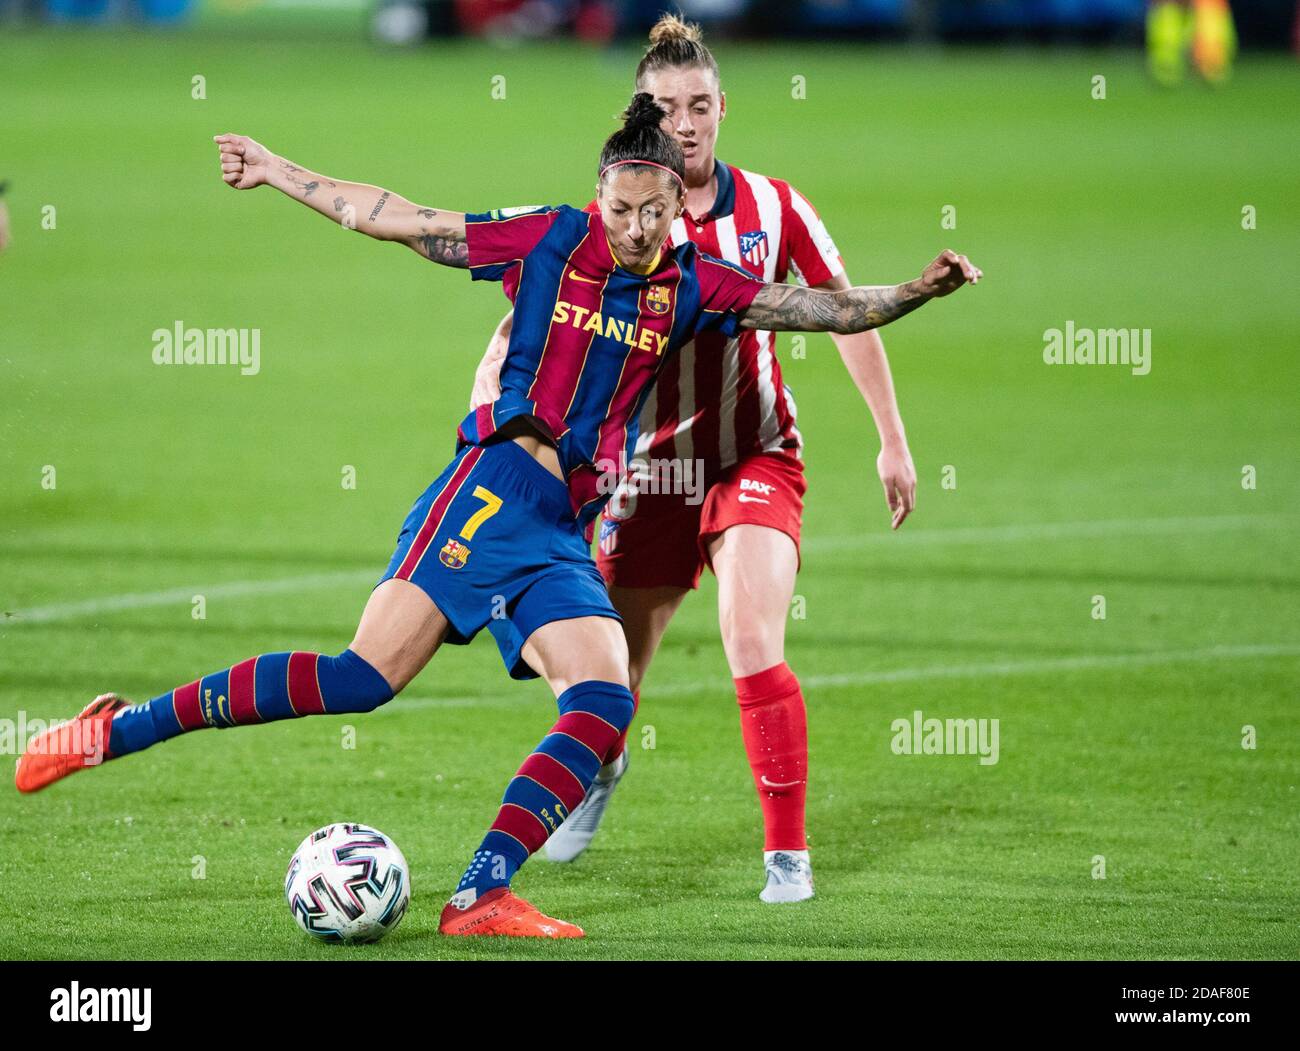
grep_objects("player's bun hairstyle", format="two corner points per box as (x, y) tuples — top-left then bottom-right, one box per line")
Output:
(635, 13), (720, 88)
(597, 92), (686, 192)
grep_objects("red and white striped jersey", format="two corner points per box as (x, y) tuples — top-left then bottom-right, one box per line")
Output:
(632, 161), (844, 482)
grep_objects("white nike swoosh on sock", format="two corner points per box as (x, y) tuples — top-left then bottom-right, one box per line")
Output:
(760, 775), (803, 789)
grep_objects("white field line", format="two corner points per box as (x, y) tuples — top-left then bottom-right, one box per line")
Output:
(4, 513), (1292, 626)
(4, 570), (376, 625)
(790, 642), (1300, 689)
(801, 513), (1296, 552)
(386, 642), (1300, 712)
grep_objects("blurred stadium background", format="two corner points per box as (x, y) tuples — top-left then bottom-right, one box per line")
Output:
(0, 0), (1297, 49)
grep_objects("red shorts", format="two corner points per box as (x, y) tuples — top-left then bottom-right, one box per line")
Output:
(596, 452), (807, 590)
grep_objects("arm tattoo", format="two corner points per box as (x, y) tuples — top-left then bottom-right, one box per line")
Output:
(277, 160), (334, 196)
(417, 232), (468, 268)
(739, 281), (925, 334)
(368, 191), (391, 222)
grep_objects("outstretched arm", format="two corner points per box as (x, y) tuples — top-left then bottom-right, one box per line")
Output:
(739, 250), (981, 333)
(212, 133), (468, 266)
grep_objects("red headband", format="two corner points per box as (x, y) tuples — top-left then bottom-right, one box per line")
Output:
(599, 159), (685, 190)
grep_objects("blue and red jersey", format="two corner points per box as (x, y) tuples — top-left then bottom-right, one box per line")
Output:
(457, 204), (764, 527)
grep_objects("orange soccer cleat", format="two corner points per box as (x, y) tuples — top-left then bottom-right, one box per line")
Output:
(14, 694), (129, 794)
(439, 887), (584, 939)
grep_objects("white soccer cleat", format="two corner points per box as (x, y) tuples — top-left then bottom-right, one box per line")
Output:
(543, 748), (628, 863)
(759, 849), (815, 903)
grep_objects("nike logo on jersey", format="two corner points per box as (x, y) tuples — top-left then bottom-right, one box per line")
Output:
(760, 775), (802, 789)
(569, 269), (602, 284)
(739, 478), (776, 505)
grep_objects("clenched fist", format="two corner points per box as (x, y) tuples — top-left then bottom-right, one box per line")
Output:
(213, 133), (275, 190)
(918, 249), (982, 298)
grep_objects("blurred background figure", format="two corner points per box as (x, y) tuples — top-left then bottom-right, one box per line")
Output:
(1147, 0), (1237, 85)
(0, 181), (10, 255)
(26, 0), (193, 22)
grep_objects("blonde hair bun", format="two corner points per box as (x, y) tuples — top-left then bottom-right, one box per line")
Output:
(649, 13), (704, 46)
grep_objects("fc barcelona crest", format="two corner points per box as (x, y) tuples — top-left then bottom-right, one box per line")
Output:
(439, 538), (470, 569)
(739, 229), (769, 268)
(646, 284), (671, 315)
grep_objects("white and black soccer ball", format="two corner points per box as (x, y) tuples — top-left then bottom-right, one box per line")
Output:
(285, 823), (410, 944)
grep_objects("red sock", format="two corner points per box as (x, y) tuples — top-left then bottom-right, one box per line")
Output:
(601, 689), (638, 766)
(735, 663), (808, 851)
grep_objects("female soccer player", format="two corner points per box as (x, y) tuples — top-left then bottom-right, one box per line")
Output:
(472, 16), (922, 902)
(15, 94), (980, 939)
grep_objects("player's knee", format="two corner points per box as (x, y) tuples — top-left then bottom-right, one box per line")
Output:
(530, 615), (630, 696)
(322, 649), (396, 714)
(719, 618), (784, 675)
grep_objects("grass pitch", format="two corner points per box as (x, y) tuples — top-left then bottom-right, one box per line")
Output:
(1, 30), (1297, 960)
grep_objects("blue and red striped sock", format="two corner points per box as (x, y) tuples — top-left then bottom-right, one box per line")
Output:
(454, 680), (635, 898)
(106, 649), (394, 757)
(601, 688), (638, 767)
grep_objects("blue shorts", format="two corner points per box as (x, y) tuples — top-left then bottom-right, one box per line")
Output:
(378, 439), (618, 679)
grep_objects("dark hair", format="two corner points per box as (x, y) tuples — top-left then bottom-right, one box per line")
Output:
(597, 92), (685, 190)
(634, 13), (720, 89)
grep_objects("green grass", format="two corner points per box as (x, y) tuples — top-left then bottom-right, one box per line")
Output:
(1, 31), (1298, 960)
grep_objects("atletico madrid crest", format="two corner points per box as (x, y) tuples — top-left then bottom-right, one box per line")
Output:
(439, 538), (470, 569)
(646, 284), (671, 315)
(598, 516), (619, 556)
(739, 229), (769, 267)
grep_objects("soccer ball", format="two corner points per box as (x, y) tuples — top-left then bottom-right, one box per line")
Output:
(284, 822), (411, 944)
